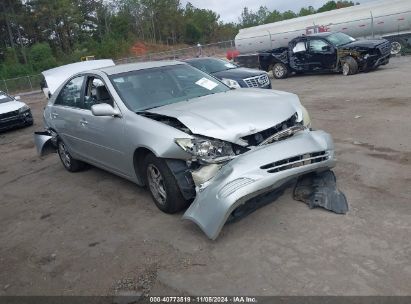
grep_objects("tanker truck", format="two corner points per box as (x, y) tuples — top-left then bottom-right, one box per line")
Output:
(234, 0), (410, 78)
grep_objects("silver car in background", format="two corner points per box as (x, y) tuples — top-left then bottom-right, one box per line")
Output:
(0, 91), (33, 132)
(35, 61), (336, 239)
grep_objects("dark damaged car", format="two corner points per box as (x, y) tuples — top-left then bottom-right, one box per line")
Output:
(34, 61), (340, 239)
(237, 32), (391, 79)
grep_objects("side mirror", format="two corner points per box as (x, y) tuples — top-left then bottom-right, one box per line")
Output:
(322, 45), (331, 51)
(91, 103), (120, 117)
(14, 95), (21, 101)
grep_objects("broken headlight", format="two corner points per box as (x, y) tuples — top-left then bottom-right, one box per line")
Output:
(300, 105), (311, 128)
(175, 137), (235, 163)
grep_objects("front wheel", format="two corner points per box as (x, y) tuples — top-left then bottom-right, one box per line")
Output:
(342, 56), (358, 76)
(143, 154), (188, 214)
(57, 140), (85, 172)
(272, 63), (288, 79)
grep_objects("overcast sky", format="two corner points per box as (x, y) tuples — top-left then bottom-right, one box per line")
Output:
(181, 0), (380, 23)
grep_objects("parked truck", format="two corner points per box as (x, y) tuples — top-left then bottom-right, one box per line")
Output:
(235, 0), (411, 55)
(234, 0), (411, 78)
(250, 31), (391, 78)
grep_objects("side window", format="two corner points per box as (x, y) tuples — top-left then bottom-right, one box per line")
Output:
(309, 39), (330, 53)
(84, 77), (113, 110)
(55, 76), (85, 108)
(292, 41), (307, 53)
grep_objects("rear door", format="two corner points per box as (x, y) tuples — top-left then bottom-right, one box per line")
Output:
(75, 75), (130, 176)
(288, 38), (309, 71)
(50, 75), (86, 158)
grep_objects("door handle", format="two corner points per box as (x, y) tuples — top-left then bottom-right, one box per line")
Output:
(51, 112), (59, 118)
(80, 119), (88, 126)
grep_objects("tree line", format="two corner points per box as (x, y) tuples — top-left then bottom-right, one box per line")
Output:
(1, 0), (356, 79)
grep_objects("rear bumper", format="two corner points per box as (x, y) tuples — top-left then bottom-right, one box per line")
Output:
(183, 130), (336, 239)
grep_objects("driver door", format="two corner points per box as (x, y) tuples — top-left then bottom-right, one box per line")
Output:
(307, 38), (337, 71)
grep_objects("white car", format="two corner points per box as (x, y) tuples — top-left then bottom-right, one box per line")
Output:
(0, 91), (33, 132)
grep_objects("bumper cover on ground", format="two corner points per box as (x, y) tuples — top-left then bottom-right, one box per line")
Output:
(183, 130), (336, 240)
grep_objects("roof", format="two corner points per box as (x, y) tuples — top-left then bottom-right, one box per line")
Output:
(99, 60), (185, 75)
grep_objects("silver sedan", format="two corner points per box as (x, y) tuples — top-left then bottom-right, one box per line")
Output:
(35, 61), (335, 239)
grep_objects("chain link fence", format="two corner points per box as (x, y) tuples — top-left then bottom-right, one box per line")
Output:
(0, 74), (43, 96)
(115, 40), (235, 64)
(1, 40), (236, 95)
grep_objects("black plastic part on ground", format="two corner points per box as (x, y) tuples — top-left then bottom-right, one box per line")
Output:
(293, 170), (349, 214)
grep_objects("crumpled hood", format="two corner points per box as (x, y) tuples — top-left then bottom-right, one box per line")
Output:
(0, 100), (27, 114)
(147, 88), (302, 145)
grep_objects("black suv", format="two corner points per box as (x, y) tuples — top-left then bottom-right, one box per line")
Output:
(186, 57), (271, 89)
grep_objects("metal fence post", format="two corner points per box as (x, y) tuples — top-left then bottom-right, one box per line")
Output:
(27, 76), (33, 90)
(3, 79), (8, 94)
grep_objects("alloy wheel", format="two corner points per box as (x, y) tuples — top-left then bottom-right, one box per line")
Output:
(274, 65), (285, 78)
(58, 142), (71, 168)
(342, 62), (350, 76)
(391, 41), (402, 55)
(147, 164), (167, 205)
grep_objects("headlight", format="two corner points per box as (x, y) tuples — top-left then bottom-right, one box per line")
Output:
(221, 78), (241, 89)
(18, 105), (30, 113)
(300, 106), (311, 128)
(175, 137), (235, 163)
(363, 54), (370, 59)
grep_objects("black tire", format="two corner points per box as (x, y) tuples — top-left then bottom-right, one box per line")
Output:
(272, 63), (288, 79)
(57, 140), (85, 172)
(342, 56), (358, 76)
(143, 154), (188, 214)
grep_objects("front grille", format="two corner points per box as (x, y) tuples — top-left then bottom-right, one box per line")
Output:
(0, 110), (19, 120)
(243, 74), (270, 88)
(379, 42), (391, 56)
(260, 151), (329, 173)
(241, 113), (299, 146)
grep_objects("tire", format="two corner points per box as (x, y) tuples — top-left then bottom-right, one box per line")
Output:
(272, 63), (288, 79)
(389, 39), (406, 55)
(342, 56), (358, 76)
(143, 154), (188, 214)
(57, 140), (85, 172)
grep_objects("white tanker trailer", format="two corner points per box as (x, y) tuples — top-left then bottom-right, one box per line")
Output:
(235, 0), (411, 55)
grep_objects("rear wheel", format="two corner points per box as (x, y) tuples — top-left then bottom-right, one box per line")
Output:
(143, 154), (188, 214)
(57, 140), (85, 172)
(342, 56), (358, 76)
(272, 63), (288, 79)
(390, 41), (402, 55)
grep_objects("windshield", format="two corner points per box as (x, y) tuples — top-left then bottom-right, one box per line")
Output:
(187, 58), (237, 74)
(325, 32), (356, 47)
(110, 64), (230, 112)
(0, 92), (14, 104)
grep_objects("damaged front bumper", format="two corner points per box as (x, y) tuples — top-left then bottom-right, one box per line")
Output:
(183, 130), (336, 240)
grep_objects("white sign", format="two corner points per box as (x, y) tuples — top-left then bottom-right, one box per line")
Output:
(195, 78), (218, 90)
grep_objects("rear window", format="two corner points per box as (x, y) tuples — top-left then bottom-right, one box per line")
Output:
(0, 92), (13, 104)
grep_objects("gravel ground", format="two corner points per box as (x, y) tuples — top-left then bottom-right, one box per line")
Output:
(0, 56), (410, 296)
